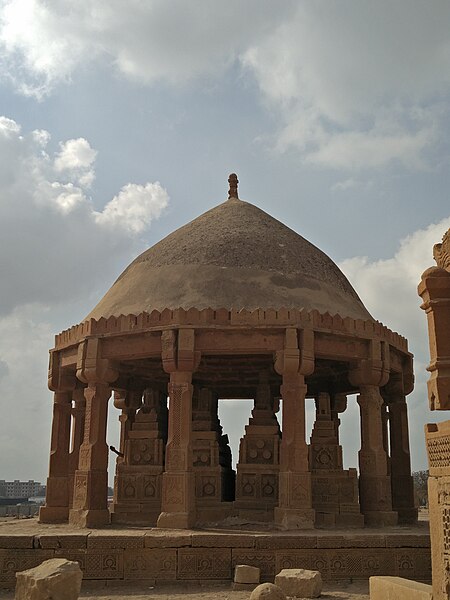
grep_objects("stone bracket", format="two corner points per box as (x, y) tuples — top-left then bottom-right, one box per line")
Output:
(274, 328), (314, 377)
(161, 329), (201, 374)
(76, 337), (119, 384)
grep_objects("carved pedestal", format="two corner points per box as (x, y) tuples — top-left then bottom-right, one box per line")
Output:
(112, 389), (167, 525)
(235, 376), (281, 521)
(357, 385), (397, 526)
(310, 393), (363, 528)
(192, 388), (234, 523)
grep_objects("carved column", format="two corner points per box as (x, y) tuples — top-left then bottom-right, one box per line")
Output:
(274, 328), (315, 529)
(68, 387), (86, 509)
(157, 329), (200, 529)
(39, 389), (73, 522)
(69, 338), (118, 527)
(419, 246), (450, 599)
(382, 375), (417, 524)
(350, 348), (397, 526)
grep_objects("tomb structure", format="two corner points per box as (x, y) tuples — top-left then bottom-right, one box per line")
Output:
(419, 228), (450, 599)
(40, 174), (417, 529)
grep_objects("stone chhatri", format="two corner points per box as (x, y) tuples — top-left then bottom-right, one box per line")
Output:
(40, 174), (417, 532)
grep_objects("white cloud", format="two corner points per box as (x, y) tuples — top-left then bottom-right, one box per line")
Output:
(339, 216), (450, 470)
(96, 183), (168, 234)
(0, 115), (169, 315)
(2, 2), (450, 169)
(54, 138), (97, 188)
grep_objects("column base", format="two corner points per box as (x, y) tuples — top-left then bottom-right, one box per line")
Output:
(363, 510), (398, 527)
(156, 511), (195, 529)
(38, 505), (69, 523)
(68, 508), (110, 528)
(397, 507), (418, 525)
(274, 507), (315, 530)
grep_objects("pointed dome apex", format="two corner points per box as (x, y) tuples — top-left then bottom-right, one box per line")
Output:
(86, 195), (372, 321)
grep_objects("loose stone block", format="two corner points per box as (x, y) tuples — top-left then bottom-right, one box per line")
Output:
(275, 568), (322, 598)
(15, 558), (82, 600)
(250, 582), (286, 600)
(369, 576), (432, 600)
(234, 564), (260, 583)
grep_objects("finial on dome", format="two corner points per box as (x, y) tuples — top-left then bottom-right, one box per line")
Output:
(228, 173), (239, 199)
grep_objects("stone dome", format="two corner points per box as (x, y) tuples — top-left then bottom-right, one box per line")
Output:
(86, 196), (372, 321)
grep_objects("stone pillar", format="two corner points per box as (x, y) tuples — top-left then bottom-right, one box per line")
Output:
(357, 385), (397, 526)
(157, 371), (196, 528)
(275, 373), (314, 529)
(157, 328), (200, 529)
(39, 389), (73, 523)
(68, 337), (118, 528)
(274, 328), (315, 529)
(68, 388), (86, 509)
(69, 382), (112, 527)
(383, 376), (418, 524)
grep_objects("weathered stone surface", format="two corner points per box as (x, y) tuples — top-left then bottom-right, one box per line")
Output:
(275, 568), (322, 598)
(250, 582), (286, 600)
(369, 576), (432, 600)
(234, 564), (260, 583)
(15, 558), (82, 600)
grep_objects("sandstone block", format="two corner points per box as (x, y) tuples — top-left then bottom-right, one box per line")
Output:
(15, 558), (82, 600)
(275, 568), (322, 598)
(250, 582), (286, 600)
(234, 564), (260, 583)
(369, 576), (432, 600)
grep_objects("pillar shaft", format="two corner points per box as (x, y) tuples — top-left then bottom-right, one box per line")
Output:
(39, 391), (72, 522)
(69, 382), (111, 527)
(388, 395), (418, 523)
(68, 388), (86, 509)
(274, 374), (314, 529)
(157, 371), (196, 528)
(357, 385), (397, 526)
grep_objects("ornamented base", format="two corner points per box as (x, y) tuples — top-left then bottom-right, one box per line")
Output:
(68, 508), (110, 528)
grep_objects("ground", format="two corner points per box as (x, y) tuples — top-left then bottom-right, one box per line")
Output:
(0, 580), (369, 600)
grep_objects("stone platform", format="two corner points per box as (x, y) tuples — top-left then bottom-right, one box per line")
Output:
(0, 519), (431, 589)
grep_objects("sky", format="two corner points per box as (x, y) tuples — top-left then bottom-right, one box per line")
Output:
(1, 0), (450, 484)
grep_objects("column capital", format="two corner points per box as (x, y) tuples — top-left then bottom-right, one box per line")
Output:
(349, 345), (390, 388)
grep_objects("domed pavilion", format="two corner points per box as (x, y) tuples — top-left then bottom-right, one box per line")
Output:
(40, 174), (417, 529)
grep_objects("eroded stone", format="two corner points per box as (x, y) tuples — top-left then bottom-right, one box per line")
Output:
(15, 558), (82, 600)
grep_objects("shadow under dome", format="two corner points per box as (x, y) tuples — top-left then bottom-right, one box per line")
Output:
(86, 197), (373, 322)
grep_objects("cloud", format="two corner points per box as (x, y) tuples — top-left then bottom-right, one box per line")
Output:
(54, 138), (97, 188)
(339, 216), (450, 469)
(3, 2), (450, 170)
(0, 115), (169, 316)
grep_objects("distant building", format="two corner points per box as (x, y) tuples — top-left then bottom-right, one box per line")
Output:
(0, 480), (45, 498)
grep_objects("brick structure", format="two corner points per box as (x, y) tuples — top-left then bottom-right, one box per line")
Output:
(40, 174), (417, 530)
(419, 228), (450, 599)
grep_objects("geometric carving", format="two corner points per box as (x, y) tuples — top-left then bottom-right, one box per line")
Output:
(177, 548), (231, 579)
(427, 435), (450, 470)
(124, 549), (177, 580)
